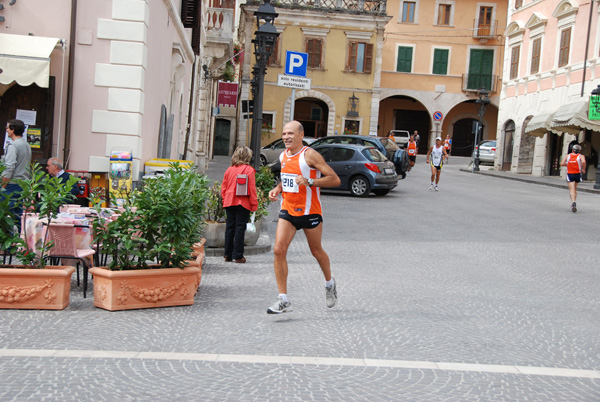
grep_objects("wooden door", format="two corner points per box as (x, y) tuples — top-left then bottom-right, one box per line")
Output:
(0, 79), (54, 163)
(478, 6), (493, 36)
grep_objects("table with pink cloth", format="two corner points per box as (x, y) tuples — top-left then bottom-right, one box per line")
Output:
(21, 207), (116, 259)
(22, 215), (93, 257)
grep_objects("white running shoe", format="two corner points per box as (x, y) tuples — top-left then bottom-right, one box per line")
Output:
(326, 278), (338, 308)
(267, 296), (292, 314)
(435, 185), (438, 191)
(429, 184), (434, 190)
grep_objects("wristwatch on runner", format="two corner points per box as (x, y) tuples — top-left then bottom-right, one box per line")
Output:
(307, 178), (314, 187)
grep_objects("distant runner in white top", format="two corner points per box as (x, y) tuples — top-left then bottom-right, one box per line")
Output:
(426, 137), (448, 191)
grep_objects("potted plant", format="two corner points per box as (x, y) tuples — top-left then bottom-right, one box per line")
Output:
(89, 164), (211, 311)
(0, 162), (79, 310)
(244, 166), (275, 246)
(201, 181), (228, 248)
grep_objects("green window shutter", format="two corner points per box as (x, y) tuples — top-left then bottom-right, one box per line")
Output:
(396, 46), (413, 73)
(432, 49), (448, 75)
(468, 49), (493, 90)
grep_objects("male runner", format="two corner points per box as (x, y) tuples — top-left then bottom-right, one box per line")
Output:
(560, 144), (586, 212)
(267, 121), (341, 314)
(406, 134), (417, 175)
(426, 136), (448, 191)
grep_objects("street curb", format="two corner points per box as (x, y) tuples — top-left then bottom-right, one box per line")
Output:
(204, 232), (272, 257)
(459, 168), (600, 195)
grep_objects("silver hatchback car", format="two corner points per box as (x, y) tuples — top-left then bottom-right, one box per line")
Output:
(472, 140), (497, 164)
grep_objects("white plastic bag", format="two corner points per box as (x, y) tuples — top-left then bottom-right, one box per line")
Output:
(246, 212), (256, 234)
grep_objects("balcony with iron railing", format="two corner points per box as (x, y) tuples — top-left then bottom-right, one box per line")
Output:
(246, 0), (387, 15)
(473, 19), (497, 38)
(462, 73), (499, 93)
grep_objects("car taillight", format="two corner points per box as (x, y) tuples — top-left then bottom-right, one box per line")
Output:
(491, 148), (496, 151)
(365, 163), (381, 173)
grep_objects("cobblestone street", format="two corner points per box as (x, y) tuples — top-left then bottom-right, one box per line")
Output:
(1, 157), (599, 401)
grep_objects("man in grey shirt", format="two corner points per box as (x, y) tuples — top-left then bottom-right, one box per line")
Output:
(1, 119), (32, 233)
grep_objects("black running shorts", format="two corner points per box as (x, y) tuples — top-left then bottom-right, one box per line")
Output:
(279, 210), (323, 230)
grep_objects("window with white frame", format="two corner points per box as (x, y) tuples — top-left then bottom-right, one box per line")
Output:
(302, 28), (329, 70)
(432, 48), (450, 75)
(396, 45), (414, 73)
(509, 45), (520, 79)
(400, 0), (418, 23)
(434, 1), (454, 26)
(344, 31), (374, 73)
(530, 37), (542, 74)
(553, 0), (577, 68)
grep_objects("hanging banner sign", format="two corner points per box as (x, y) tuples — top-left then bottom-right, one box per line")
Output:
(217, 81), (239, 108)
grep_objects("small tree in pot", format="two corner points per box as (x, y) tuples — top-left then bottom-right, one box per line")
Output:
(0, 162), (79, 310)
(89, 164), (211, 311)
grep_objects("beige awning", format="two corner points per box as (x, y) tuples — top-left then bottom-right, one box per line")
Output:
(0, 33), (61, 88)
(548, 100), (600, 135)
(525, 110), (555, 137)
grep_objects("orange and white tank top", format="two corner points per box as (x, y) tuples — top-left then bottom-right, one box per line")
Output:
(279, 146), (322, 216)
(407, 142), (417, 156)
(444, 139), (450, 149)
(566, 153), (583, 174)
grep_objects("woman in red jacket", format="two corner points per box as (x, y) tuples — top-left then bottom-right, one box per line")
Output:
(221, 146), (258, 263)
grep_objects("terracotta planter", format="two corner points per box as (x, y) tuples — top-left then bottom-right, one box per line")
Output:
(0, 265), (76, 310)
(90, 266), (201, 311)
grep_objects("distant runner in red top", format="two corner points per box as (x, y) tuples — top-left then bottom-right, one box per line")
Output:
(560, 144), (586, 213)
(444, 134), (452, 156)
(405, 134), (417, 175)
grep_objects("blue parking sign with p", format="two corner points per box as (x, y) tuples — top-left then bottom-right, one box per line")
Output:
(285, 51), (308, 78)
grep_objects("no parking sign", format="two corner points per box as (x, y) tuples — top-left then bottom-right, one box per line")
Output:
(433, 111), (443, 121)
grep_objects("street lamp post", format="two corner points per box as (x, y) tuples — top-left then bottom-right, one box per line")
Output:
(591, 85), (600, 189)
(473, 88), (490, 172)
(249, 0), (279, 170)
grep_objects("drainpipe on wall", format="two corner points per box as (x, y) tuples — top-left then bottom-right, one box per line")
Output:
(183, 59), (197, 159)
(63, 0), (77, 168)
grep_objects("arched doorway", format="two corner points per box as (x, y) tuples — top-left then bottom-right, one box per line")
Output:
(502, 120), (515, 171)
(452, 118), (478, 157)
(213, 119), (231, 156)
(378, 95), (430, 153)
(293, 98), (328, 138)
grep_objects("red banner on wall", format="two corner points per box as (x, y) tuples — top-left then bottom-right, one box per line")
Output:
(217, 81), (238, 108)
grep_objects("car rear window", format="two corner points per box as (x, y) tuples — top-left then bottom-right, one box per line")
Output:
(361, 148), (387, 162)
(481, 141), (496, 147)
(379, 138), (399, 152)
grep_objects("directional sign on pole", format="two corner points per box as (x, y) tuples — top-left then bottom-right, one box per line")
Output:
(285, 51), (308, 77)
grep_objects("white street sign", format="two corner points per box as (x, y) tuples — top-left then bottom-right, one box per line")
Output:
(277, 74), (311, 90)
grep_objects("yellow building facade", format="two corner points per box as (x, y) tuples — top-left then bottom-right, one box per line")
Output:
(379, 0), (507, 155)
(238, 0), (391, 146)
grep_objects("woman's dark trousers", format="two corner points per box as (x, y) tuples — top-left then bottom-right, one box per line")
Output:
(224, 205), (250, 260)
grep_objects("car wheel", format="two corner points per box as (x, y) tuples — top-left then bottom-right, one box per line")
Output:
(349, 176), (370, 197)
(260, 155), (267, 167)
(373, 189), (390, 196)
